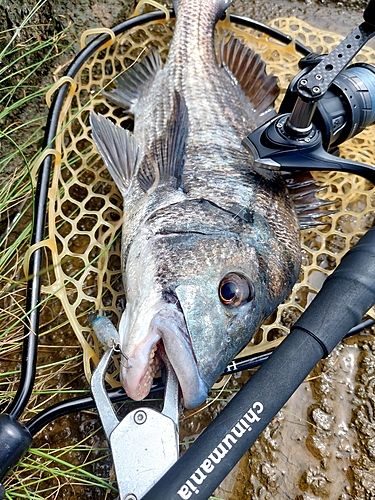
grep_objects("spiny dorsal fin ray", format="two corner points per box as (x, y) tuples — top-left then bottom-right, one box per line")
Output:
(297, 213), (337, 228)
(101, 50), (162, 112)
(284, 171), (338, 229)
(90, 112), (140, 196)
(220, 35), (280, 114)
(137, 92), (188, 192)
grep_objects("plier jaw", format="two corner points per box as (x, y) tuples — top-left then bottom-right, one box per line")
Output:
(91, 318), (180, 500)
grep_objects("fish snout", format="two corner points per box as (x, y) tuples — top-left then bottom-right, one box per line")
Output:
(119, 303), (208, 408)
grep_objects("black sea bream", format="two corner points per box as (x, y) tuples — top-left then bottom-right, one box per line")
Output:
(90, 0), (301, 408)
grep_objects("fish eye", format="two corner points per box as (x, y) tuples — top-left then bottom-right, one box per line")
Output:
(219, 273), (253, 307)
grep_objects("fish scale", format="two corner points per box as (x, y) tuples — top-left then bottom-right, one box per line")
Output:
(135, 0), (258, 157)
(90, 0), (302, 409)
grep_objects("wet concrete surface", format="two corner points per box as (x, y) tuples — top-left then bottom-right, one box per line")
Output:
(193, 337), (375, 500)
(233, 0), (365, 36)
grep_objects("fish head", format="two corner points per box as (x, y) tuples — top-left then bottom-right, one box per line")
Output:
(119, 207), (300, 409)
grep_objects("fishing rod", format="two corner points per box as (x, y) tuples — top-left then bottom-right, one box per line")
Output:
(1, 0), (375, 498)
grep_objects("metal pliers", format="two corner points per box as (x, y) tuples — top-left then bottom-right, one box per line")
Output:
(90, 317), (180, 500)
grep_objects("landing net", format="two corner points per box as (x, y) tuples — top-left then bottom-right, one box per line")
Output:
(29, 12), (375, 386)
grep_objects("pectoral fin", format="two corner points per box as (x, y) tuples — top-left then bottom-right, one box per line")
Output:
(90, 111), (140, 195)
(137, 92), (188, 192)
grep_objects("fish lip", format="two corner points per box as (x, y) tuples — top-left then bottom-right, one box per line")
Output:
(121, 302), (208, 408)
(152, 303), (209, 409)
(121, 330), (163, 402)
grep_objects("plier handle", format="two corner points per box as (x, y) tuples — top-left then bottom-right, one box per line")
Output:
(91, 317), (180, 500)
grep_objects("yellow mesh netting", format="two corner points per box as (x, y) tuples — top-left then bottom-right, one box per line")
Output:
(28, 11), (375, 387)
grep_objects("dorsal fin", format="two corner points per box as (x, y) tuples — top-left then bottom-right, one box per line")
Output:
(90, 112), (140, 196)
(284, 171), (337, 229)
(137, 92), (188, 192)
(101, 50), (162, 113)
(220, 36), (279, 114)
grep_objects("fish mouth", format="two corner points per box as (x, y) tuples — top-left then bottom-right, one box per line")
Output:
(120, 303), (208, 409)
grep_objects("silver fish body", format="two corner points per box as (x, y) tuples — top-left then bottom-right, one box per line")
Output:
(90, 0), (301, 409)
